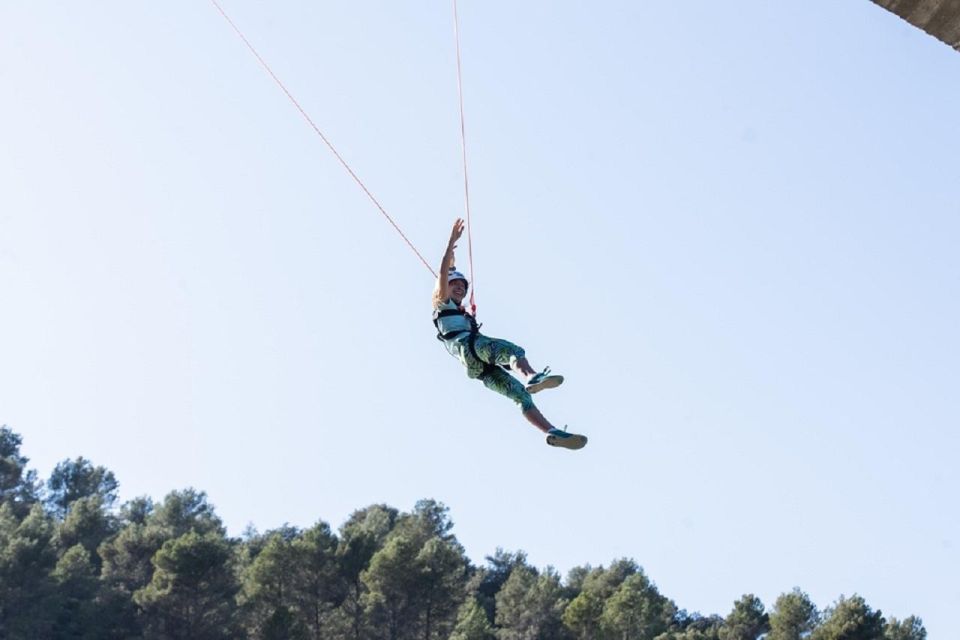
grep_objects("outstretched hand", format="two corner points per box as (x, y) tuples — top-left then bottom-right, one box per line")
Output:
(436, 218), (466, 302)
(446, 218), (465, 253)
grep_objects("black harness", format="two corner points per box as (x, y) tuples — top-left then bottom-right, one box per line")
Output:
(433, 305), (509, 379)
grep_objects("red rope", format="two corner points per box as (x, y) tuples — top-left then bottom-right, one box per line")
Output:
(452, 0), (477, 315)
(210, 0), (437, 278)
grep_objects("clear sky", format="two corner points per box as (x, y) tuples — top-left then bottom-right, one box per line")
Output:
(2, 0), (957, 635)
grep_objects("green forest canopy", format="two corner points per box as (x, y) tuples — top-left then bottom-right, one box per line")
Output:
(0, 425), (926, 640)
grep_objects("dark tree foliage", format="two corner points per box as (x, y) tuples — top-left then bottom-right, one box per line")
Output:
(97, 490), (228, 638)
(134, 530), (240, 640)
(362, 500), (469, 640)
(475, 548), (528, 623)
(562, 558), (641, 638)
(664, 611), (725, 640)
(884, 616), (926, 640)
(496, 564), (570, 640)
(149, 488), (225, 537)
(241, 521), (345, 639)
(46, 456), (119, 518)
(57, 495), (119, 570)
(719, 594), (770, 640)
(0, 428), (930, 640)
(50, 544), (101, 639)
(338, 503), (399, 640)
(769, 588), (819, 640)
(0, 503), (57, 638)
(813, 595), (885, 640)
(0, 426), (40, 518)
(450, 597), (496, 640)
(598, 571), (677, 639)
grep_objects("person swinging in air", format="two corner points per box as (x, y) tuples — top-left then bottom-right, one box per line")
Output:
(432, 218), (587, 450)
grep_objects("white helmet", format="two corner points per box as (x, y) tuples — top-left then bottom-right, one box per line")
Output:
(447, 269), (469, 288)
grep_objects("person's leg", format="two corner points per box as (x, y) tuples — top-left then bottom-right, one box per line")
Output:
(480, 367), (586, 448)
(480, 368), (556, 433)
(472, 336), (525, 369)
(472, 336), (549, 383)
(513, 357), (537, 378)
(520, 406), (557, 434)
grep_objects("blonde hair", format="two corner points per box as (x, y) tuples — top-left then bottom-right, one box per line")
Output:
(432, 285), (445, 310)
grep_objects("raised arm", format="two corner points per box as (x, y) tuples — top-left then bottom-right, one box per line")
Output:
(434, 218), (465, 304)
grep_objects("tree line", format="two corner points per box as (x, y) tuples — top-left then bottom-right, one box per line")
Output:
(0, 425), (925, 640)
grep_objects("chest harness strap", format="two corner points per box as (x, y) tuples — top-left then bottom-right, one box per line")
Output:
(433, 307), (509, 380)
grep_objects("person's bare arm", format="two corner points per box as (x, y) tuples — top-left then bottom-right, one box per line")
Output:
(433, 218), (465, 305)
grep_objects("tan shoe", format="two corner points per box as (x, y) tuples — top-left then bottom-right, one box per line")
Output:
(526, 367), (564, 394)
(546, 428), (587, 450)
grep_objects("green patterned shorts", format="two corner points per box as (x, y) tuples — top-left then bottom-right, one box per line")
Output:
(457, 335), (534, 412)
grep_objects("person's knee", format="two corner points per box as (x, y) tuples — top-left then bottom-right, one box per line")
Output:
(518, 394), (535, 412)
(487, 339), (524, 367)
(513, 385), (534, 411)
(481, 370), (533, 411)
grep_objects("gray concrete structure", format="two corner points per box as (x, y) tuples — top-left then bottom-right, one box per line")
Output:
(870, 0), (960, 51)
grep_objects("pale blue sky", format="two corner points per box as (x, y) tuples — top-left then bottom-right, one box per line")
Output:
(1, 0), (957, 635)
